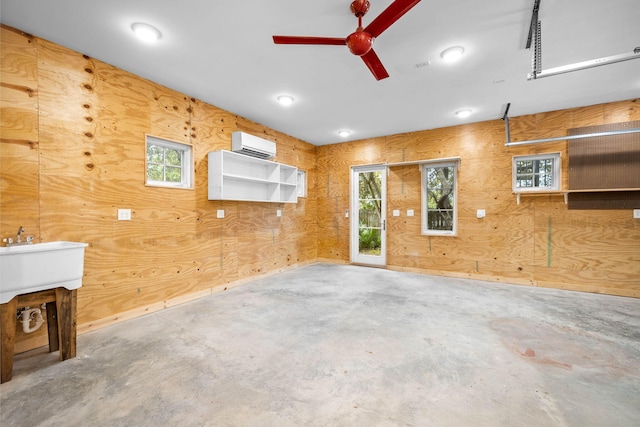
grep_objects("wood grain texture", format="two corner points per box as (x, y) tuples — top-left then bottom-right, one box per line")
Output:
(1, 26), (317, 352)
(317, 99), (640, 296)
(316, 138), (385, 260)
(0, 28), (44, 343)
(0, 26), (40, 240)
(1, 25), (638, 355)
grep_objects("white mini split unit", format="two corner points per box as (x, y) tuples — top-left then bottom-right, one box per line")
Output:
(231, 131), (276, 159)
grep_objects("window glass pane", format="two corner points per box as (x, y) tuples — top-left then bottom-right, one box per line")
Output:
(359, 172), (381, 200)
(165, 148), (182, 166)
(427, 191), (437, 209)
(427, 210), (453, 231)
(516, 178), (533, 188)
(358, 227), (381, 255)
(539, 172), (549, 186)
(513, 154), (560, 191)
(165, 166), (182, 183)
(359, 203), (380, 227)
(147, 145), (164, 164)
(516, 160), (531, 174)
(446, 192), (455, 207)
(147, 164), (164, 181)
(146, 136), (192, 188)
(424, 164), (455, 233)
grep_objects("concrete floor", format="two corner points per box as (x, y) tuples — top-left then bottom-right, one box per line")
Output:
(1, 263), (639, 426)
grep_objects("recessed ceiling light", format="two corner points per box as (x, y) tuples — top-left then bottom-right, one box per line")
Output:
(131, 23), (161, 42)
(441, 46), (465, 62)
(456, 109), (472, 118)
(337, 130), (352, 138)
(277, 95), (294, 106)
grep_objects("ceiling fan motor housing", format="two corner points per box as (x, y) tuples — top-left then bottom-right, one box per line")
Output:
(347, 30), (373, 56)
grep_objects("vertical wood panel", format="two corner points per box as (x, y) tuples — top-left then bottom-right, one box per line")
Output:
(0, 26), (40, 239)
(317, 99), (640, 297)
(2, 24), (639, 356)
(1, 26), (318, 352)
(316, 138), (385, 260)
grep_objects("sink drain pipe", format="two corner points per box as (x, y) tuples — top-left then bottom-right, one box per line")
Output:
(19, 307), (45, 334)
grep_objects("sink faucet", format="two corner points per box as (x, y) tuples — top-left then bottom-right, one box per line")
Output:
(17, 226), (25, 243)
(2, 226), (33, 246)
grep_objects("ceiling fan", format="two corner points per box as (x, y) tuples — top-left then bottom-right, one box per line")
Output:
(273, 0), (421, 80)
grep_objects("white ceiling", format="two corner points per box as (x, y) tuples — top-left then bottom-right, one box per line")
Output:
(1, 0), (639, 145)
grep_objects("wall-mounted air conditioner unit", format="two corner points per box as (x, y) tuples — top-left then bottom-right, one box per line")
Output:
(231, 131), (276, 159)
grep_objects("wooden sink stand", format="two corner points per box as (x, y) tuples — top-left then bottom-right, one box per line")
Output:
(0, 288), (77, 383)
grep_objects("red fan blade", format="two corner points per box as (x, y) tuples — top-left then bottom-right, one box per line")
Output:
(273, 35), (346, 46)
(364, 0), (421, 38)
(361, 49), (389, 80)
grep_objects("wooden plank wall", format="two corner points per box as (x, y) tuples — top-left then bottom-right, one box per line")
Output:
(2, 24), (638, 352)
(317, 99), (640, 297)
(0, 26), (317, 351)
(0, 28), (40, 242)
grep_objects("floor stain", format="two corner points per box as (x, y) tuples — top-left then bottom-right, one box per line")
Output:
(490, 318), (636, 376)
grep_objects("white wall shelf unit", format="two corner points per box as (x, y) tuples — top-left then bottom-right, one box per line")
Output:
(208, 150), (298, 203)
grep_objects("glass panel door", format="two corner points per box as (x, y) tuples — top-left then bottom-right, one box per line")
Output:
(351, 166), (386, 266)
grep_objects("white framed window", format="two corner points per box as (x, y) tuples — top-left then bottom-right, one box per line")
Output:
(146, 135), (193, 189)
(513, 152), (561, 192)
(422, 161), (457, 236)
(297, 170), (307, 197)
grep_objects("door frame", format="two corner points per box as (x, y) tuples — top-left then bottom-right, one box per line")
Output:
(350, 165), (387, 266)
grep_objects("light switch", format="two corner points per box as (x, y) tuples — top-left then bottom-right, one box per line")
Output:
(407, 209), (414, 217)
(477, 209), (486, 219)
(634, 209), (640, 219)
(217, 209), (225, 219)
(276, 209), (282, 217)
(393, 210), (400, 217)
(117, 209), (131, 221)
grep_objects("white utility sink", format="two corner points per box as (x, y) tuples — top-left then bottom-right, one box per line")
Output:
(0, 241), (88, 304)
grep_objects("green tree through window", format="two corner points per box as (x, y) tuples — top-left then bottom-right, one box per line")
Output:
(358, 171), (382, 254)
(422, 162), (457, 235)
(146, 136), (192, 189)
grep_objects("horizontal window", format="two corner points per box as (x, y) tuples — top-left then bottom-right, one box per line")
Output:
(146, 135), (193, 189)
(513, 153), (561, 192)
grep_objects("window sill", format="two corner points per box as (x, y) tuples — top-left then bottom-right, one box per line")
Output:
(145, 182), (193, 190)
(421, 231), (457, 237)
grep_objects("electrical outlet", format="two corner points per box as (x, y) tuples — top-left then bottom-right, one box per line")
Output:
(634, 209), (640, 219)
(407, 209), (414, 217)
(276, 209), (282, 217)
(217, 210), (225, 219)
(117, 209), (131, 221)
(393, 210), (400, 217)
(477, 209), (486, 219)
